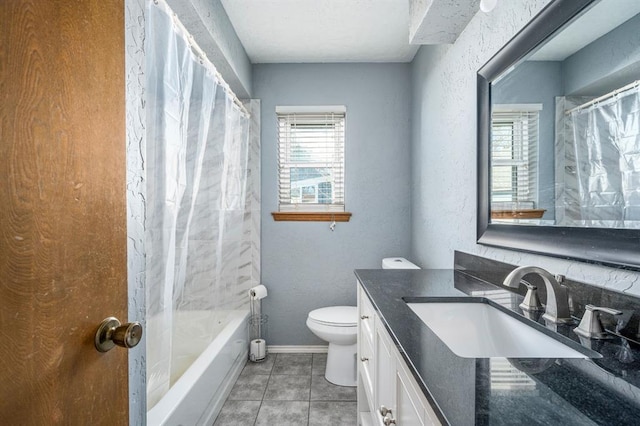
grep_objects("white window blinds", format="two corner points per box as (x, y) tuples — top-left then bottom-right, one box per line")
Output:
(491, 107), (540, 209)
(276, 106), (346, 212)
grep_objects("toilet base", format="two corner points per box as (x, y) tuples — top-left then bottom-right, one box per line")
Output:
(324, 342), (357, 387)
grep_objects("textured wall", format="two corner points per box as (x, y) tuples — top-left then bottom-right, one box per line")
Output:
(125, 0), (147, 424)
(254, 63), (412, 345)
(409, 0), (481, 44)
(410, 0), (640, 295)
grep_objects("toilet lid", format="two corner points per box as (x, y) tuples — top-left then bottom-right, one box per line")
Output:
(308, 306), (357, 327)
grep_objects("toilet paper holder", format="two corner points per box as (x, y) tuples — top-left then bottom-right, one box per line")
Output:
(248, 284), (268, 362)
(250, 338), (267, 362)
(248, 315), (268, 362)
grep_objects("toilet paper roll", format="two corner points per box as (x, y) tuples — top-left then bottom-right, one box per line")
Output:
(249, 284), (268, 300)
(250, 339), (266, 361)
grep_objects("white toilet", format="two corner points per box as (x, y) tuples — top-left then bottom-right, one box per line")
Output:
(306, 257), (420, 387)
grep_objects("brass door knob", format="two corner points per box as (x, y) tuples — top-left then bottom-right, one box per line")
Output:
(95, 317), (143, 352)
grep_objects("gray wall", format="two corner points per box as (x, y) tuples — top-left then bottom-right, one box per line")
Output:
(254, 63), (412, 345)
(410, 0), (640, 295)
(563, 13), (640, 96)
(167, 0), (253, 97)
(492, 61), (562, 219)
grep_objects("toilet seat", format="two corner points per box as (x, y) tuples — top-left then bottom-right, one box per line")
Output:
(308, 306), (357, 327)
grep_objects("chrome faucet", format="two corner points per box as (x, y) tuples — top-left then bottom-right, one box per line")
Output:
(503, 266), (573, 324)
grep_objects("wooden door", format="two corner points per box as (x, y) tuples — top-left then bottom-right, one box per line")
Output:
(0, 0), (129, 424)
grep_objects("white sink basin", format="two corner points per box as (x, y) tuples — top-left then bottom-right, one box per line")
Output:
(407, 302), (593, 359)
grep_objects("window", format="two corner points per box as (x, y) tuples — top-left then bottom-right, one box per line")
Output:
(276, 106), (346, 216)
(491, 105), (540, 209)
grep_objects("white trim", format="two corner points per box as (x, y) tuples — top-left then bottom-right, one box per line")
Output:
(267, 345), (328, 353)
(493, 103), (543, 112)
(276, 105), (347, 114)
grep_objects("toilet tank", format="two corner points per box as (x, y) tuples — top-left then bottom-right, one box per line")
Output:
(382, 257), (420, 269)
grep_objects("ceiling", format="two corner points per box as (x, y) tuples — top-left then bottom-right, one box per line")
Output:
(220, 0), (420, 63)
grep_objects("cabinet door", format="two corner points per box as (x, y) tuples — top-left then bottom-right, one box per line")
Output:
(396, 354), (441, 426)
(375, 316), (397, 423)
(357, 284), (376, 425)
(358, 285), (375, 403)
(396, 365), (426, 426)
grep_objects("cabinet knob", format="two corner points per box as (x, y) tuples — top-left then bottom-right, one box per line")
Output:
(379, 406), (392, 416)
(360, 357), (369, 362)
(360, 315), (369, 320)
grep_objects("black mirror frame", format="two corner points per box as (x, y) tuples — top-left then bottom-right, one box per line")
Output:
(477, 0), (640, 271)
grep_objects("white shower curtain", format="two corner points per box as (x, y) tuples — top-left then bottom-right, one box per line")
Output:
(145, 0), (250, 408)
(567, 85), (640, 228)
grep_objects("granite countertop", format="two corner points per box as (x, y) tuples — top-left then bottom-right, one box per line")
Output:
(355, 269), (640, 426)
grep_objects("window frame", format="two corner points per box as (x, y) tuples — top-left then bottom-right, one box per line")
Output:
(490, 104), (541, 210)
(272, 106), (351, 222)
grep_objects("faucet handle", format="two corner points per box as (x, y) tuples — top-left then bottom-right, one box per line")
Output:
(519, 280), (544, 312)
(573, 304), (622, 340)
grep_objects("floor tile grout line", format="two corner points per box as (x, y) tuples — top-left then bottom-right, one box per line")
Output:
(221, 353), (356, 426)
(252, 352), (275, 426)
(308, 358), (312, 425)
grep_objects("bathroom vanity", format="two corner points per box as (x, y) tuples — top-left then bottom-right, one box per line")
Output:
(355, 261), (640, 425)
(357, 281), (441, 426)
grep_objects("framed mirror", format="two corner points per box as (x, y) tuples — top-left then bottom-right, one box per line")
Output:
(478, 0), (640, 270)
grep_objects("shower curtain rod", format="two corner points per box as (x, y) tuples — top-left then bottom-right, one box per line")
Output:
(566, 79), (640, 115)
(153, 0), (250, 117)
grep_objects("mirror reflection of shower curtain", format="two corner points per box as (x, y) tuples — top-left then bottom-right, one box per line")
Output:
(568, 86), (640, 228)
(145, 0), (250, 408)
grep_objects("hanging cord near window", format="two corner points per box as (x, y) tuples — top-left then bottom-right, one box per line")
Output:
(329, 214), (336, 231)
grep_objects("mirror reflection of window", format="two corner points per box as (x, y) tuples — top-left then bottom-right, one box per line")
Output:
(490, 105), (545, 221)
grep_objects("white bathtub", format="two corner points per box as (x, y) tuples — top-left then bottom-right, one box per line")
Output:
(147, 309), (249, 426)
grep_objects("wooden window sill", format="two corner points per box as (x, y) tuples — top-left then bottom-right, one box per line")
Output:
(491, 209), (546, 219)
(271, 212), (352, 222)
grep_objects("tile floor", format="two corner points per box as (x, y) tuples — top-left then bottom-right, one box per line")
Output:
(213, 353), (357, 426)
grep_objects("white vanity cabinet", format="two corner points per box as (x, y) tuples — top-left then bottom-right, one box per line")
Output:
(357, 284), (441, 426)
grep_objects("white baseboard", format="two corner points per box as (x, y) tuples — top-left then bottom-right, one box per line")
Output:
(267, 345), (328, 354)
